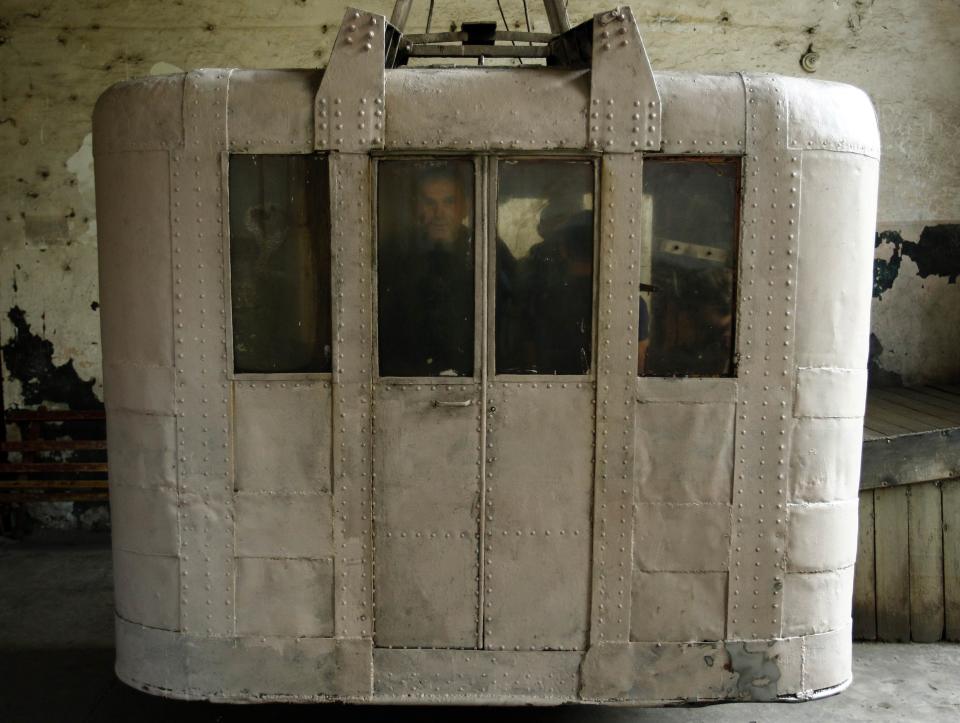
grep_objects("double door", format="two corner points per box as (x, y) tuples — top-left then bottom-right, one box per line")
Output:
(372, 156), (598, 650)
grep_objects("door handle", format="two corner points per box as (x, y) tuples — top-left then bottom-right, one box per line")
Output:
(432, 398), (475, 408)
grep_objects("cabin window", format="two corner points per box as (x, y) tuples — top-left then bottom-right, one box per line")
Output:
(638, 157), (739, 377)
(377, 158), (476, 377)
(228, 154), (332, 374)
(495, 159), (595, 375)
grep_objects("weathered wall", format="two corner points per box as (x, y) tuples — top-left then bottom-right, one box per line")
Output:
(1, 0), (957, 412)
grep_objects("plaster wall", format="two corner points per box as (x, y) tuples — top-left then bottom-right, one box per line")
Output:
(1, 0), (957, 412)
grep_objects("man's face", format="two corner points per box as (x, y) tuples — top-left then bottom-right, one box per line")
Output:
(416, 177), (466, 245)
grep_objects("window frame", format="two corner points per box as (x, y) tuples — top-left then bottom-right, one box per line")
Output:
(635, 154), (743, 380)
(222, 151), (334, 382)
(371, 153), (485, 385)
(487, 153), (601, 382)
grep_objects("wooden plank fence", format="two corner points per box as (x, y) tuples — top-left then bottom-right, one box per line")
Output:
(854, 385), (960, 642)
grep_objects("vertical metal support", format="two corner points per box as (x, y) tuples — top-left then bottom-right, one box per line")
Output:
(726, 74), (802, 640)
(172, 70), (235, 636)
(588, 7), (661, 153)
(543, 0), (571, 33)
(390, 0), (413, 31)
(477, 155), (490, 648)
(316, 8), (386, 153)
(589, 153), (643, 644)
(330, 153), (375, 642)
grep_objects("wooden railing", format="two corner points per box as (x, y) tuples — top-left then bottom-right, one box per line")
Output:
(0, 409), (108, 503)
(855, 385), (960, 642)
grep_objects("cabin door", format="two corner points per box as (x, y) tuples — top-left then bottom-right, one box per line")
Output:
(371, 156), (597, 651)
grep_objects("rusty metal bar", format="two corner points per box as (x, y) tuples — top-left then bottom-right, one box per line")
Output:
(4, 410), (105, 422)
(0, 440), (107, 452)
(408, 44), (548, 58)
(406, 31), (554, 44)
(0, 493), (108, 502)
(0, 480), (109, 489)
(0, 462), (108, 474)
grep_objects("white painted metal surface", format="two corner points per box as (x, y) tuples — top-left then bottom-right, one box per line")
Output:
(94, 4), (880, 706)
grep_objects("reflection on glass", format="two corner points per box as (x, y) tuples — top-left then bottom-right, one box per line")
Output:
(496, 160), (595, 375)
(640, 158), (739, 377)
(228, 154), (331, 374)
(377, 159), (475, 377)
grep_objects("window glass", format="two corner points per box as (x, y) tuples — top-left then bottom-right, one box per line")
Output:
(639, 158), (739, 377)
(496, 159), (595, 375)
(377, 159), (475, 377)
(228, 154), (331, 374)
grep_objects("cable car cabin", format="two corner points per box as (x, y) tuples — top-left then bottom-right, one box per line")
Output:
(93, 3), (880, 706)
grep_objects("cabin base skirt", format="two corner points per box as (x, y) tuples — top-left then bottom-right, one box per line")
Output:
(115, 616), (852, 705)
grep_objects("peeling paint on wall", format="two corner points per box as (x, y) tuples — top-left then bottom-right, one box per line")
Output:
(1, 306), (101, 409)
(873, 230), (903, 299)
(871, 222), (960, 386)
(874, 224), (960, 299)
(65, 133), (96, 245)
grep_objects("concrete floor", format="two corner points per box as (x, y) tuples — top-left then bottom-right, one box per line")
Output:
(1, 531), (959, 722)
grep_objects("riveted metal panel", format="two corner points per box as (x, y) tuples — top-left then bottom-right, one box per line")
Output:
(228, 69), (321, 154)
(187, 635), (369, 701)
(800, 624), (853, 694)
(635, 402), (735, 503)
(233, 381), (333, 493)
(634, 503), (731, 571)
(373, 384), (481, 531)
(384, 69), (590, 151)
(114, 617), (188, 694)
(786, 500), (858, 573)
(589, 153), (643, 644)
(374, 533), (479, 648)
(588, 7), (661, 152)
(790, 418), (863, 503)
(172, 70), (235, 637)
(657, 72), (745, 155)
(636, 376), (738, 404)
(785, 78), (881, 158)
(113, 550), (180, 631)
(484, 384), (594, 531)
(92, 74), (184, 154)
(329, 152), (374, 640)
(103, 363), (176, 415)
(581, 637), (806, 702)
(795, 151), (878, 369)
(630, 572), (727, 642)
(315, 8), (385, 152)
(482, 525), (591, 651)
(115, 617), (372, 701)
(794, 367), (868, 418)
(372, 383), (481, 648)
(110, 485), (179, 556)
(106, 409), (177, 490)
(726, 75), (802, 641)
(373, 649), (581, 702)
(95, 150), (174, 368)
(581, 640), (728, 702)
(782, 567), (855, 636)
(235, 492), (333, 559)
(235, 557), (334, 637)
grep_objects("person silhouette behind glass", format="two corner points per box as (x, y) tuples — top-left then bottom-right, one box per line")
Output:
(378, 166), (476, 377)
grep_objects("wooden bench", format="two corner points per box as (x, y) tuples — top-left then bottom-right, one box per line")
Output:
(854, 385), (960, 642)
(0, 409), (108, 510)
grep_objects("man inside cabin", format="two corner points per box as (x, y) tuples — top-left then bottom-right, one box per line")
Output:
(378, 163), (479, 377)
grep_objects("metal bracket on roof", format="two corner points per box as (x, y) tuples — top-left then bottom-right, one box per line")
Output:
(314, 7), (387, 152)
(588, 6), (662, 152)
